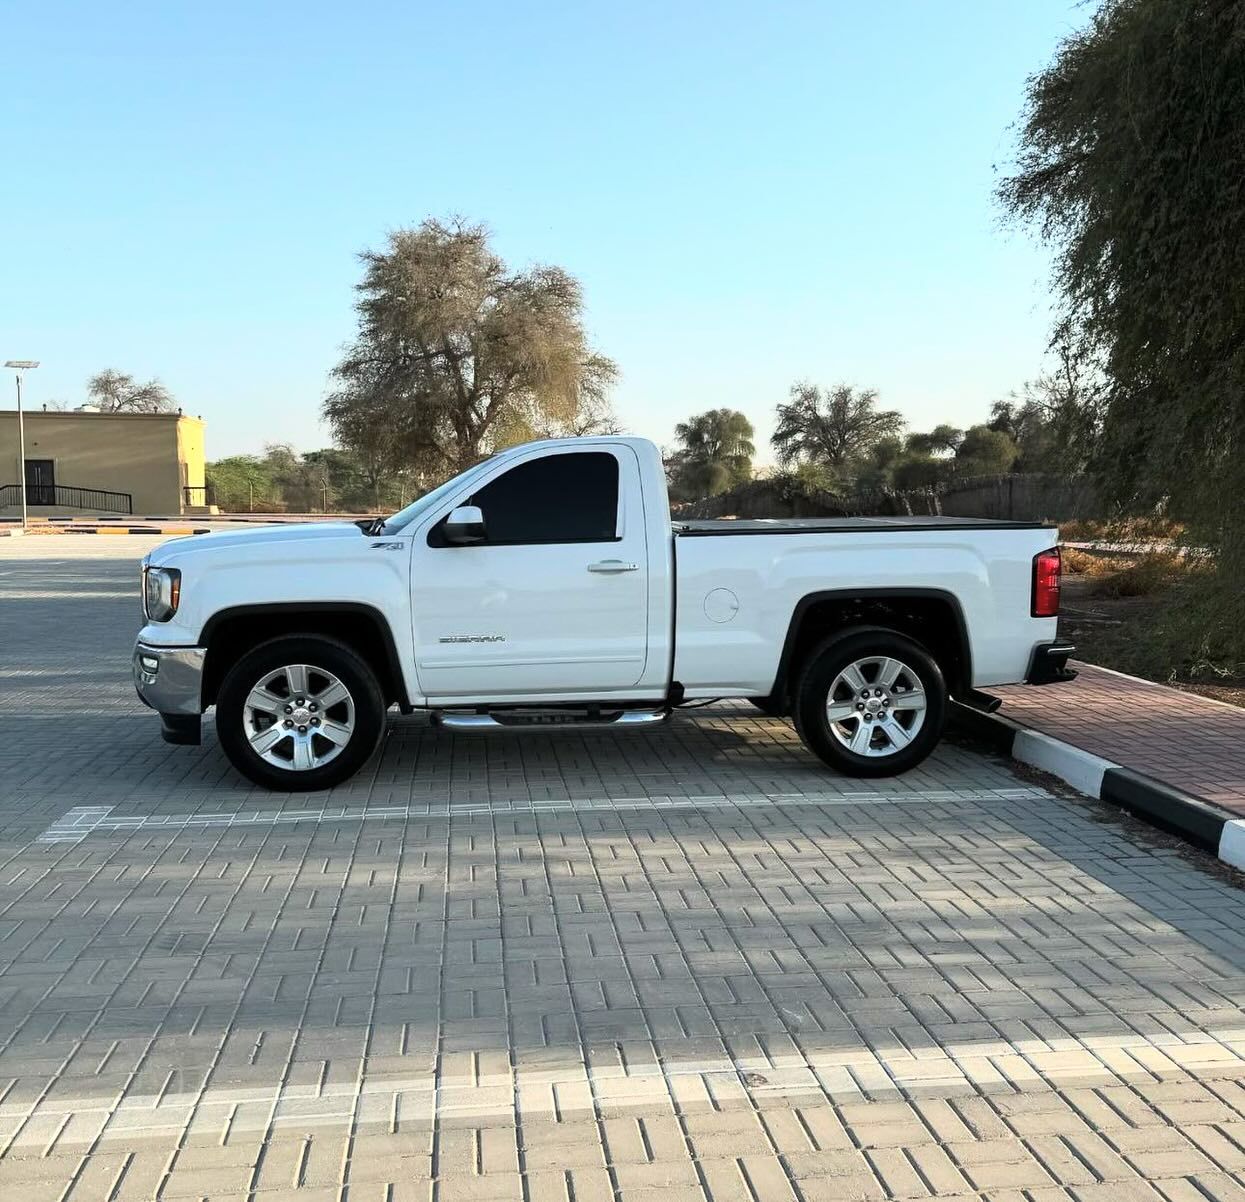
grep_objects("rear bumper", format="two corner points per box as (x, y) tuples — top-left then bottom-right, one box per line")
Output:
(1026, 641), (1078, 685)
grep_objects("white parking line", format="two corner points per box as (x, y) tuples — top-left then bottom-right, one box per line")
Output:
(36, 786), (1051, 843)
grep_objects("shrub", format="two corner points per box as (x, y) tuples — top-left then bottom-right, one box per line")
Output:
(1090, 551), (1192, 598)
(1109, 569), (1245, 681)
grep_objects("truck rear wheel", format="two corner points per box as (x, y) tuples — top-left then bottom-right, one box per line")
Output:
(216, 635), (386, 791)
(794, 629), (946, 777)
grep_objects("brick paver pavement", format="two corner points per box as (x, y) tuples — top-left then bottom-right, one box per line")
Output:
(993, 662), (1245, 817)
(0, 536), (1243, 1202)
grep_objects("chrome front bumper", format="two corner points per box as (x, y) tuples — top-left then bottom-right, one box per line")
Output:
(134, 642), (206, 717)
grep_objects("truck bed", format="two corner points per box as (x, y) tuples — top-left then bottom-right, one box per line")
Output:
(674, 516), (1054, 535)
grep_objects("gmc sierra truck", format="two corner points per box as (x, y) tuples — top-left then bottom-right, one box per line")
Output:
(134, 435), (1074, 790)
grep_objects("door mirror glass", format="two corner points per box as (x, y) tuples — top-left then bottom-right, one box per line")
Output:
(444, 505), (486, 544)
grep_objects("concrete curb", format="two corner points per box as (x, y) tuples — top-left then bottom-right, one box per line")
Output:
(59, 526), (212, 536)
(951, 701), (1245, 872)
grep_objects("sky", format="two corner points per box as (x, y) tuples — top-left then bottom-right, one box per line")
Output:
(1, 0), (1089, 462)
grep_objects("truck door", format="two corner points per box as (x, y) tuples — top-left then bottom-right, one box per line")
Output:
(411, 445), (650, 700)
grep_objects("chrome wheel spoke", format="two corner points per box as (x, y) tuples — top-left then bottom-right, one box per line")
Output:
(249, 725), (287, 754)
(892, 689), (926, 712)
(291, 734), (314, 771)
(284, 664), (310, 697)
(318, 719), (353, 747)
(315, 680), (350, 710)
(884, 721), (914, 750)
(246, 685), (286, 715)
(839, 662), (868, 694)
(847, 720), (874, 754)
(877, 658), (903, 688)
(826, 701), (858, 723)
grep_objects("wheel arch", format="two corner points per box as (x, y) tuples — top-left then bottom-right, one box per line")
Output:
(200, 603), (409, 710)
(768, 589), (972, 708)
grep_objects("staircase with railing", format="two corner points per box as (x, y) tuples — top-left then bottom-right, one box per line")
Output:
(0, 483), (134, 514)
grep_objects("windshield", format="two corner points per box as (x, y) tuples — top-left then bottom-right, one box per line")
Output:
(380, 458), (496, 534)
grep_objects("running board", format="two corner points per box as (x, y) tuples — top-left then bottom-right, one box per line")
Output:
(432, 708), (672, 733)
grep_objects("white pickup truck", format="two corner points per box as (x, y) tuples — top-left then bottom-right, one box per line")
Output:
(134, 435), (1074, 790)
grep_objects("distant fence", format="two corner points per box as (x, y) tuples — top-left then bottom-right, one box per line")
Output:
(674, 473), (1103, 523)
(0, 482), (133, 514)
(922, 474), (1101, 522)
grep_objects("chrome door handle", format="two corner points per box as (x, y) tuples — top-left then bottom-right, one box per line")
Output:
(587, 559), (638, 573)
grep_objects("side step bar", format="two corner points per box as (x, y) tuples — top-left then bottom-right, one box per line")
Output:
(432, 708), (672, 733)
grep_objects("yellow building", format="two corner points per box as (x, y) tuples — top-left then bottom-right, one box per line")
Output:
(0, 409), (208, 516)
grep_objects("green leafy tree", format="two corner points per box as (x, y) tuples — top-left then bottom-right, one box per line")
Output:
(325, 218), (618, 480)
(953, 425), (1019, 477)
(905, 424), (963, 457)
(891, 455), (945, 491)
(990, 339), (1102, 473)
(205, 455), (278, 511)
(851, 434), (908, 492)
(666, 408), (756, 501)
(772, 383), (904, 470)
(206, 445), (415, 513)
(87, 369), (175, 414)
(997, 0), (1245, 568)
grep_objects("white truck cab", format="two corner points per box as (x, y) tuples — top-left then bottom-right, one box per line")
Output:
(135, 436), (1073, 789)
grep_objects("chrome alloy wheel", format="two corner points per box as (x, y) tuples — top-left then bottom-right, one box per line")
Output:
(824, 655), (927, 757)
(243, 663), (356, 771)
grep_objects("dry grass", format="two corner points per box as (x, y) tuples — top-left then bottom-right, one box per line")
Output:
(1090, 551), (1194, 598)
(1058, 515), (1184, 544)
(1060, 547), (1117, 576)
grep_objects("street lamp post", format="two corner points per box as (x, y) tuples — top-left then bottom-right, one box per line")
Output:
(4, 361), (40, 531)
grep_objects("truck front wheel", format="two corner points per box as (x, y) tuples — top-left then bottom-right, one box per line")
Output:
(794, 629), (947, 777)
(216, 636), (386, 791)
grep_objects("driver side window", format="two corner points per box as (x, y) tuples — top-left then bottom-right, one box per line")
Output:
(461, 451), (620, 545)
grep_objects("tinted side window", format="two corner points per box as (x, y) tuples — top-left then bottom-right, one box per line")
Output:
(469, 452), (619, 544)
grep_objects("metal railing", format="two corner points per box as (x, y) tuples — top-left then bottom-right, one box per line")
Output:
(0, 483), (133, 514)
(183, 485), (215, 507)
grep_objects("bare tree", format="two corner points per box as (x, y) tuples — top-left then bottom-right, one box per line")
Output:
(87, 369), (175, 414)
(772, 383), (904, 468)
(325, 218), (618, 479)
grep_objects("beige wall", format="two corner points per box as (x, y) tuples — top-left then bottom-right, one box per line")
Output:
(0, 411), (206, 514)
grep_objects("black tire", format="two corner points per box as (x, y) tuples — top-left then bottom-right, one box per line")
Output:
(216, 635), (386, 791)
(793, 628), (947, 778)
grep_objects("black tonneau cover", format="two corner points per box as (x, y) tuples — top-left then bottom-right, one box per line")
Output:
(674, 516), (1053, 535)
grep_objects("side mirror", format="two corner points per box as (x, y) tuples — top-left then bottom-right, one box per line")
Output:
(444, 505), (486, 545)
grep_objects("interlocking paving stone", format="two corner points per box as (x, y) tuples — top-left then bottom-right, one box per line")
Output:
(0, 535), (1243, 1200)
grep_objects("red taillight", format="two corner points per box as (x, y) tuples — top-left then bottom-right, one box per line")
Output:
(1032, 547), (1061, 617)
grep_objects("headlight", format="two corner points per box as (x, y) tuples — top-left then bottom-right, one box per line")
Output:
(143, 567), (181, 622)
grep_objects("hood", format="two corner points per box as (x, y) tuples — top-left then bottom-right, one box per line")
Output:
(149, 522), (370, 564)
